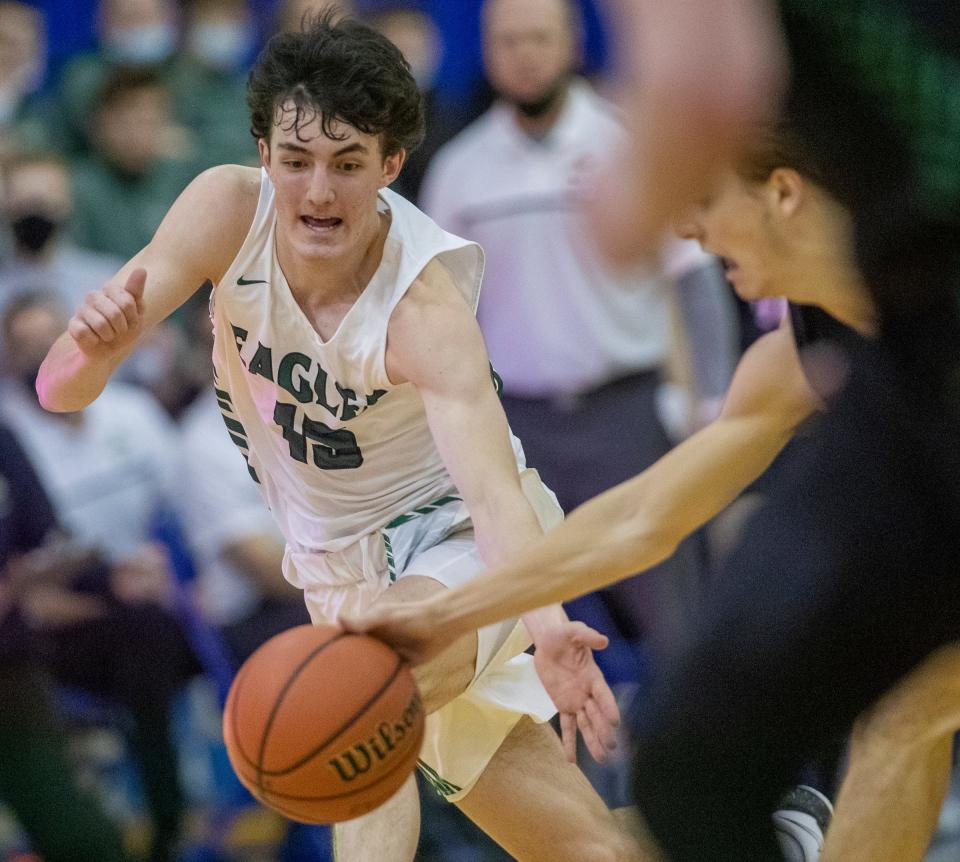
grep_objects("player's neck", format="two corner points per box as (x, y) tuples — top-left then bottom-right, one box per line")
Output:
(278, 212), (389, 308)
(809, 274), (878, 337)
(787, 210), (877, 336)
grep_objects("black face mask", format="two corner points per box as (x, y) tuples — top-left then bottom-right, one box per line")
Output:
(10, 213), (60, 254)
(515, 75), (569, 119)
(516, 90), (561, 118)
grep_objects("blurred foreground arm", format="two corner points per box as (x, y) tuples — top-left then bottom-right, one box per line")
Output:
(591, 0), (787, 264)
(344, 324), (820, 663)
(379, 263), (620, 761)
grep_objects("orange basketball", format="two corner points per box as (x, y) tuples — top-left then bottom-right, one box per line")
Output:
(223, 623), (425, 824)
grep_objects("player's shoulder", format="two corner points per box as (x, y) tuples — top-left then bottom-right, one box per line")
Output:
(150, 164), (261, 278)
(389, 262), (459, 345)
(723, 323), (820, 420)
(404, 258), (465, 313)
(387, 259), (475, 377)
(181, 164), (261, 219)
(752, 323), (802, 371)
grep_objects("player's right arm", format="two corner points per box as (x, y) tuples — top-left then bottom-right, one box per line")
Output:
(344, 322), (822, 661)
(37, 165), (260, 413)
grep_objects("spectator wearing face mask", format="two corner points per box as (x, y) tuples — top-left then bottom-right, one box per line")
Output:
(0, 153), (123, 311)
(170, 0), (260, 169)
(0, 152), (201, 418)
(69, 67), (195, 260)
(54, 0), (188, 157)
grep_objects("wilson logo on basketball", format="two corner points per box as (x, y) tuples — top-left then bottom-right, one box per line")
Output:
(329, 692), (423, 782)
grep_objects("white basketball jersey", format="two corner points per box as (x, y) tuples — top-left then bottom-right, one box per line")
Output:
(210, 171), (516, 557)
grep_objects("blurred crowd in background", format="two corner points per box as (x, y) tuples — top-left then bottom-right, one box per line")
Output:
(0, 1), (799, 860)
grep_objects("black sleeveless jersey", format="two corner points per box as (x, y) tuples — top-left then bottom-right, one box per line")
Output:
(777, 0), (960, 393)
(788, 303), (854, 351)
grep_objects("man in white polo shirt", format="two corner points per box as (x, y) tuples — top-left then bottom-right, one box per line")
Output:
(421, 0), (738, 651)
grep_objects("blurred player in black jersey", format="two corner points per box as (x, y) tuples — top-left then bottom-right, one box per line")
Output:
(583, 3), (960, 860)
(347, 2), (960, 860)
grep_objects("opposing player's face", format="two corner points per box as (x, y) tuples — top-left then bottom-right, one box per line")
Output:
(259, 106), (403, 262)
(676, 169), (794, 302)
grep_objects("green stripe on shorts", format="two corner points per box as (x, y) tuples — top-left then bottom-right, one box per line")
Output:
(383, 532), (398, 583)
(417, 759), (462, 798)
(380, 493), (465, 586)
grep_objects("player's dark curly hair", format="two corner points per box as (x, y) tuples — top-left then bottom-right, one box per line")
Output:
(247, 10), (425, 157)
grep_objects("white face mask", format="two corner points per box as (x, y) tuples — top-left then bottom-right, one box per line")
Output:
(106, 23), (178, 65)
(187, 21), (253, 71)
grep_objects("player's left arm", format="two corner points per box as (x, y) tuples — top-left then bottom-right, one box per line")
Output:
(385, 262), (554, 612)
(385, 260), (618, 761)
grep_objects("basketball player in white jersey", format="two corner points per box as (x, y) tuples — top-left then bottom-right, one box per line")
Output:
(36, 13), (640, 862)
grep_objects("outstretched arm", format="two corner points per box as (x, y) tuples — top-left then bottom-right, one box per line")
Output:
(38, 165), (260, 412)
(381, 260), (619, 762)
(345, 323), (820, 660)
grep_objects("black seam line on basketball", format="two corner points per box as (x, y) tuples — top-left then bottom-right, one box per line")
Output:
(255, 721), (424, 802)
(254, 632), (347, 791)
(228, 640), (387, 776)
(258, 653), (405, 778)
(230, 649), (314, 774)
(257, 728), (424, 805)
(234, 663), (285, 774)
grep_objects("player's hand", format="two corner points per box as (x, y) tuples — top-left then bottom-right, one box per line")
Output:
(339, 600), (457, 667)
(68, 268), (147, 357)
(532, 621), (620, 764)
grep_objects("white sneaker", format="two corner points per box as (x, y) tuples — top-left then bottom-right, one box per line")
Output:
(773, 785), (834, 862)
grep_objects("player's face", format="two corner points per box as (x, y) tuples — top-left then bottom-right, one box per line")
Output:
(259, 106), (403, 263)
(676, 169), (794, 302)
(483, 0), (575, 108)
